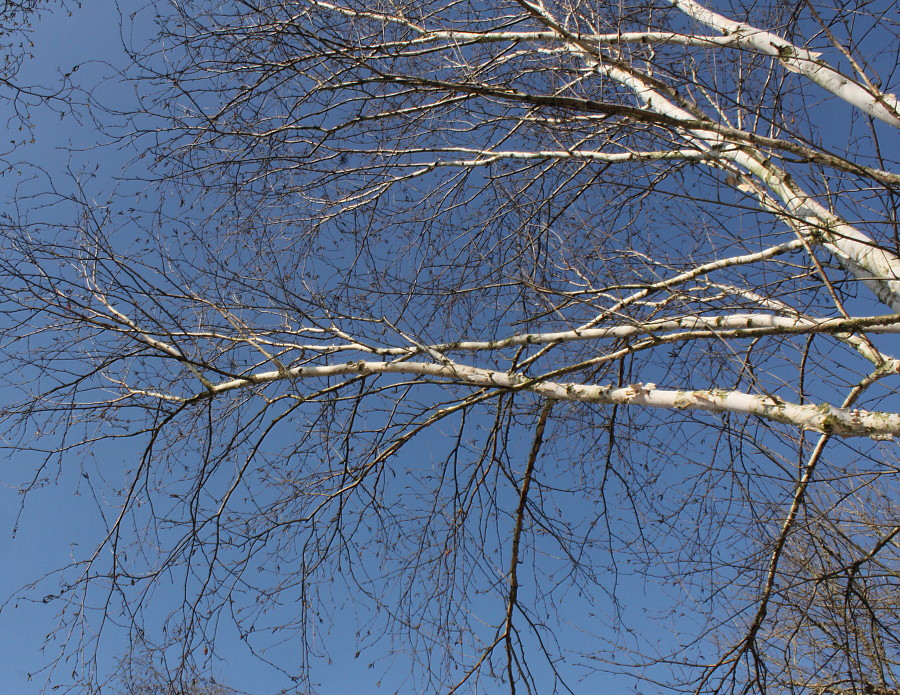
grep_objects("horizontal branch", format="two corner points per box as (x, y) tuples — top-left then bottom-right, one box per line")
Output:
(418, 147), (711, 167)
(308, 2), (743, 49)
(179, 359), (900, 438)
(259, 313), (900, 357)
(399, 313), (900, 354)
(408, 30), (738, 48)
(118, 311), (900, 364)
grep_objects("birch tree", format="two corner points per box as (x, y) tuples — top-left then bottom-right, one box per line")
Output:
(2, 0), (900, 692)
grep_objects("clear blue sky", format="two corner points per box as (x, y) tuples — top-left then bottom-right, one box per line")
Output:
(0, 4), (282, 692)
(1, 2), (897, 694)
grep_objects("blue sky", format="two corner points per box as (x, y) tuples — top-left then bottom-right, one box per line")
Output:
(0, 4), (232, 693)
(1, 2), (899, 694)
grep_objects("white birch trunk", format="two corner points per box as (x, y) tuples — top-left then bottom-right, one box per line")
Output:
(668, 0), (900, 127)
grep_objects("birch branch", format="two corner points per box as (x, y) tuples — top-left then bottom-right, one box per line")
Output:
(702, 284), (892, 365)
(597, 64), (900, 311)
(424, 148), (712, 166)
(305, 1), (747, 48)
(126, 312), (900, 362)
(362, 313), (900, 355)
(372, 146), (899, 185)
(87, 285), (216, 391)
(667, 0), (900, 128)
(505, 0), (900, 309)
(173, 359), (900, 439)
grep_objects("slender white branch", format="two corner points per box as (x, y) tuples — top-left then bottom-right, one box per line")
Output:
(155, 312), (900, 361)
(578, 239), (808, 330)
(424, 148), (712, 166)
(331, 147), (713, 191)
(703, 284), (892, 365)
(410, 30), (738, 48)
(88, 286), (215, 390)
(267, 314), (899, 359)
(414, 313), (900, 353)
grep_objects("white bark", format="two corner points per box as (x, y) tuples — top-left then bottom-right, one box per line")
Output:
(668, 0), (900, 128)
(299, 314), (900, 355)
(590, 62), (900, 312)
(165, 359), (900, 438)
(478, 0), (900, 311)
(386, 145), (900, 186)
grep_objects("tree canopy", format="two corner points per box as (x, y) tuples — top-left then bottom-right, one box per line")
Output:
(1, 0), (899, 693)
